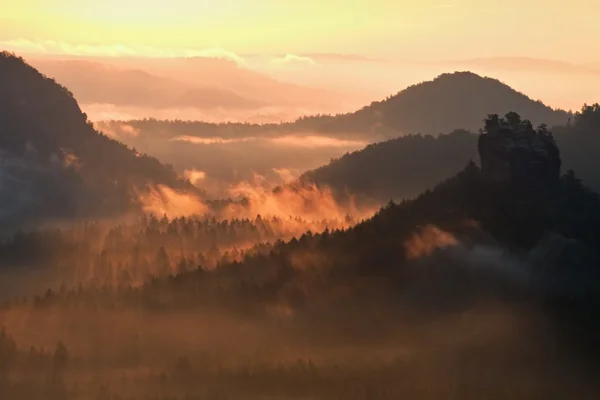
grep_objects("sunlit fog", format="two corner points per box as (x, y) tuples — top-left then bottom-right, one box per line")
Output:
(1, 1), (600, 399)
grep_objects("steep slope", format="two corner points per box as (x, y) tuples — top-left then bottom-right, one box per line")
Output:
(291, 71), (570, 137)
(0, 52), (195, 228)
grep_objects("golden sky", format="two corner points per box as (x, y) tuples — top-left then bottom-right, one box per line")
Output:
(1, 0), (598, 62)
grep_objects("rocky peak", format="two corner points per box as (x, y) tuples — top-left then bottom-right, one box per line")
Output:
(478, 112), (561, 194)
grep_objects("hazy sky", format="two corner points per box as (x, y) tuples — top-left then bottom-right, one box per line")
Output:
(2, 0), (599, 112)
(2, 0), (599, 62)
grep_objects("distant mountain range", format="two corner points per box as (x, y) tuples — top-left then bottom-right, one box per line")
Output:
(28, 56), (356, 121)
(29, 59), (263, 110)
(107, 71), (571, 142)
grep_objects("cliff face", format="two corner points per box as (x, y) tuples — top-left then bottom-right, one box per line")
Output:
(478, 112), (561, 194)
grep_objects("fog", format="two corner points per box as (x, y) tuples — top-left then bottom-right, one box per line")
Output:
(1, 221), (597, 399)
(95, 120), (369, 198)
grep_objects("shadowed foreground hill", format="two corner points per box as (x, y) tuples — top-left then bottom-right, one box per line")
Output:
(0, 52), (195, 228)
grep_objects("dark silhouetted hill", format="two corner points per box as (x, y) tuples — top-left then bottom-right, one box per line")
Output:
(291, 71), (570, 137)
(0, 52), (195, 228)
(299, 129), (478, 203)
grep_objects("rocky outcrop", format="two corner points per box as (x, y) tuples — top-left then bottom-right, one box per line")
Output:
(478, 112), (561, 194)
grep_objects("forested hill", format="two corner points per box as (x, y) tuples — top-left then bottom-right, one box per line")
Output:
(289, 71), (570, 137)
(0, 52), (196, 228)
(300, 129), (479, 203)
(300, 104), (600, 203)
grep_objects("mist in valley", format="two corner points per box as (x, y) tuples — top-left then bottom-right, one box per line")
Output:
(2, 5), (600, 398)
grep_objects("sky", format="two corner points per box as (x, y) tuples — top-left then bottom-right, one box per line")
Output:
(2, 0), (599, 113)
(2, 0), (599, 62)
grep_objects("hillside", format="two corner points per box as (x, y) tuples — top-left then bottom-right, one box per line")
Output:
(0, 52), (195, 228)
(291, 71), (570, 137)
(300, 129), (479, 203)
(301, 104), (600, 202)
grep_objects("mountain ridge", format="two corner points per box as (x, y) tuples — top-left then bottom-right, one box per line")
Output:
(291, 71), (570, 137)
(104, 71), (571, 142)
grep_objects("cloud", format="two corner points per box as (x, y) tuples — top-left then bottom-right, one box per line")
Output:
(171, 135), (366, 149)
(270, 135), (367, 148)
(60, 149), (82, 170)
(185, 47), (245, 65)
(272, 168), (298, 184)
(184, 169), (207, 187)
(404, 225), (458, 260)
(272, 54), (316, 65)
(223, 177), (369, 226)
(138, 184), (208, 218)
(301, 53), (387, 63)
(0, 38), (245, 64)
(95, 122), (140, 139)
(172, 136), (258, 145)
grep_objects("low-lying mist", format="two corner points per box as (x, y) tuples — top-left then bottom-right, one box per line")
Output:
(1, 222), (598, 399)
(95, 120), (370, 199)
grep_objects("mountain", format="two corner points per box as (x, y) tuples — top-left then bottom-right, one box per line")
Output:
(0, 52), (195, 228)
(27, 59), (263, 110)
(290, 71), (570, 137)
(300, 104), (600, 202)
(28, 56), (356, 120)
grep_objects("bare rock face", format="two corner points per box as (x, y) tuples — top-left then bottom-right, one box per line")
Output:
(478, 112), (561, 194)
